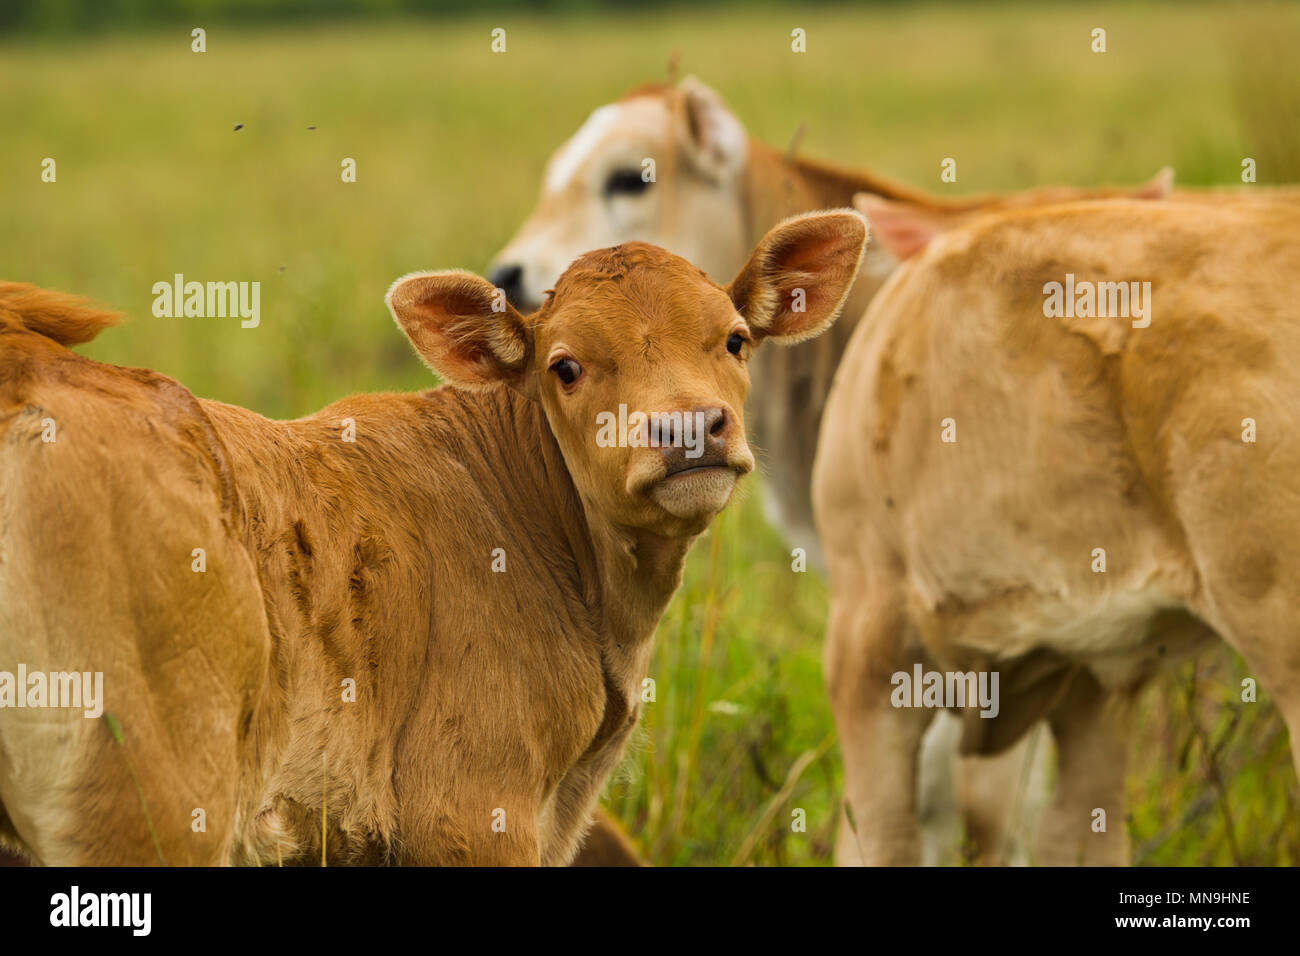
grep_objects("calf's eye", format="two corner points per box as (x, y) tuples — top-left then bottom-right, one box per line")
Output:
(726, 332), (747, 356)
(550, 356), (583, 386)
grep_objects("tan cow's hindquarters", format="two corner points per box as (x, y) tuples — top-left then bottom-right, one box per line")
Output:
(816, 198), (1300, 865)
(0, 346), (269, 865)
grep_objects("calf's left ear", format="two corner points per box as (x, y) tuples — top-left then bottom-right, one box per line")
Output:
(386, 270), (531, 390)
(726, 210), (869, 345)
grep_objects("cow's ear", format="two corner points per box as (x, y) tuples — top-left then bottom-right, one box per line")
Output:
(386, 271), (530, 390)
(1132, 165), (1175, 200)
(675, 76), (747, 183)
(727, 210), (868, 345)
(853, 194), (942, 262)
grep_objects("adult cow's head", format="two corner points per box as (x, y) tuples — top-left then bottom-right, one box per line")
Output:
(389, 210), (867, 537)
(487, 76), (752, 311)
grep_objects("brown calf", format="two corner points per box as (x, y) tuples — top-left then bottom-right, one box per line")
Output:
(0, 211), (866, 865)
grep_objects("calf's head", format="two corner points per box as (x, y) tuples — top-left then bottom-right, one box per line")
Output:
(488, 77), (752, 310)
(388, 210), (867, 537)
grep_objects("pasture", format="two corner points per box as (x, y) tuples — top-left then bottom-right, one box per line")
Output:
(3, 0), (1298, 864)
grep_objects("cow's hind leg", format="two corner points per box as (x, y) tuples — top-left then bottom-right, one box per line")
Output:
(1152, 384), (1300, 855)
(0, 390), (269, 866)
(0, 718), (241, 866)
(1190, 563), (1300, 797)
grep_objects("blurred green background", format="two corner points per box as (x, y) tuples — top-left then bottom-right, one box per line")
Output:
(3, 0), (1298, 865)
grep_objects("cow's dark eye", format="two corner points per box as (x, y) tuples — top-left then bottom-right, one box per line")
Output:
(604, 168), (651, 197)
(726, 332), (747, 356)
(550, 356), (582, 386)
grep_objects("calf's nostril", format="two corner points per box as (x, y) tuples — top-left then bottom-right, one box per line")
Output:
(706, 407), (728, 438)
(487, 264), (525, 304)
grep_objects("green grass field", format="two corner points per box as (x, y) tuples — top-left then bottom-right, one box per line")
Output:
(4, 0), (1298, 865)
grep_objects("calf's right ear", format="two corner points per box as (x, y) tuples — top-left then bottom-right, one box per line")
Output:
(386, 271), (531, 391)
(726, 210), (868, 345)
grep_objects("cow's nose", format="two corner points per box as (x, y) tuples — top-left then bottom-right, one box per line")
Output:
(487, 264), (525, 306)
(656, 406), (735, 476)
(653, 407), (730, 447)
(701, 406), (730, 445)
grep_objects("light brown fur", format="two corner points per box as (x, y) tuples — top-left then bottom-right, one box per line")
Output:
(815, 198), (1300, 865)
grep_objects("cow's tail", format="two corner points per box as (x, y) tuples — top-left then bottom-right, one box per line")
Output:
(0, 282), (120, 346)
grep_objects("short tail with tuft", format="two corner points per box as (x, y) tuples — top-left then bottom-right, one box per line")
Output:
(0, 282), (121, 346)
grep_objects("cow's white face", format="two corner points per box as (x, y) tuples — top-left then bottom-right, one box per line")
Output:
(488, 78), (752, 310)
